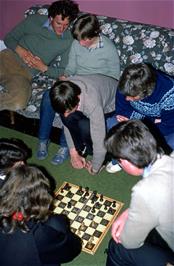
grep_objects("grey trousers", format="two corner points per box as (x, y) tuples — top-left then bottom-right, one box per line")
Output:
(0, 49), (32, 111)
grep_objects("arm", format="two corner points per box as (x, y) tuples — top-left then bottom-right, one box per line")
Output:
(4, 17), (28, 50)
(120, 190), (158, 249)
(111, 209), (129, 243)
(105, 39), (120, 80)
(34, 214), (82, 264)
(63, 40), (78, 77)
(115, 90), (135, 118)
(89, 105), (106, 173)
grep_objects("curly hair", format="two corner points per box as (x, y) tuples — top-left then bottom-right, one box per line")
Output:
(48, 0), (79, 22)
(0, 165), (53, 233)
(0, 138), (31, 172)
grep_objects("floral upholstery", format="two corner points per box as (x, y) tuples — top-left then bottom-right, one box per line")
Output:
(17, 5), (174, 128)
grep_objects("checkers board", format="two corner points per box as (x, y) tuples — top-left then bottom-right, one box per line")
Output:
(53, 182), (124, 255)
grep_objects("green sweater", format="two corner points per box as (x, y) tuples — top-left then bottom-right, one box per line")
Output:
(64, 35), (120, 80)
(4, 14), (73, 78)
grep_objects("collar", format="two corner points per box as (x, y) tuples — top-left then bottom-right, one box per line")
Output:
(87, 34), (104, 52)
(143, 164), (152, 178)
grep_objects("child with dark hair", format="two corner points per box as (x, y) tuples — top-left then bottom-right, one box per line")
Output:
(50, 75), (117, 174)
(0, 138), (31, 188)
(106, 63), (174, 173)
(105, 120), (174, 266)
(0, 164), (82, 266)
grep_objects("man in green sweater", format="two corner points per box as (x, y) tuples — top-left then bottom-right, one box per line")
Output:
(0, 0), (79, 111)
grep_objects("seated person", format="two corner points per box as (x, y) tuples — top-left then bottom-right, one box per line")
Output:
(37, 13), (120, 165)
(0, 164), (82, 266)
(0, 0), (79, 111)
(0, 137), (31, 188)
(105, 120), (174, 266)
(106, 63), (174, 173)
(49, 75), (117, 174)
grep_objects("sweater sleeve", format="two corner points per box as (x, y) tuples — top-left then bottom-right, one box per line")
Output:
(89, 105), (106, 172)
(105, 40), (120, 80)
(4, 16), (29, 50)
(115, 90), (135, 118)
(45, 46), (72, 78)
(64, 40), (78, 76)
(120, 189), (158, 249)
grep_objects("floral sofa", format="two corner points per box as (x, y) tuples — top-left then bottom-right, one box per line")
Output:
(15, 5), (174, 128)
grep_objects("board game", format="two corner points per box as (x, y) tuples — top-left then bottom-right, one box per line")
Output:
(53, 182), (124, 255)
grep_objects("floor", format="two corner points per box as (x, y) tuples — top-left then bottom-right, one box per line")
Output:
(0, 110), (61, 144)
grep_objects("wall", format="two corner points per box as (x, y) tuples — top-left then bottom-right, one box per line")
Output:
(0, 0), (174, 39)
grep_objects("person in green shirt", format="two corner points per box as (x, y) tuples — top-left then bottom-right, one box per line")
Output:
(0, 0), (79, 111)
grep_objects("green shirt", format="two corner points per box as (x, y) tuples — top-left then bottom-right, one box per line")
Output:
(4, 14), (73, 78)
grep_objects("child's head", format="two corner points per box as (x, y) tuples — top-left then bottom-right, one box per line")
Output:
(105, 120), (161, 175)
(0, 165), (53, 233)
(0, 138), (31, 172)
(118, 63), (156, 99)
(72, 14), (101, 43)
(50, 80), (81, 116)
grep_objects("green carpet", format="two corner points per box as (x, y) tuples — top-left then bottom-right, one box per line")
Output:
(0, 126), (139, 266)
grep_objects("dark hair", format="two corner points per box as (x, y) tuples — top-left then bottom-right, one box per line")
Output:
(0, 138), (31, 172)
(118, 63), (156, 99)
(105, 120), (161, 168)
(72, 14), (101, 40)
(0, 165), (53, 233)
(48, 0), (79, 22)
(50, 80), (81, 114)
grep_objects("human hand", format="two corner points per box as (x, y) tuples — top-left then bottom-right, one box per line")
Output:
(59, 75), (68, 81)
(111, 209), (129, 243)
(15, 45), (35, 64)
(116, 115), (129, 122)
(70, 148), (86, 169)
(85, 160), (96, 175)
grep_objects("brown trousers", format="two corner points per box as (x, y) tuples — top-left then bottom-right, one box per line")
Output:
(0, 49), (32, 111)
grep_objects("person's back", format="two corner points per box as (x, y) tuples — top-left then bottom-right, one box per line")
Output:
(0, 165), (82, 266)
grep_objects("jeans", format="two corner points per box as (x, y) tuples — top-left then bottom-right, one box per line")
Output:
(38, 89), (67, 147)
(106, 231), (174, 266)
(61, 111), (93, 156)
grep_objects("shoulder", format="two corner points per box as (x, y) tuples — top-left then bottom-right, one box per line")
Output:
(102, 34), (117, 48)
(25, 14), (47, 23)
(45, 214), (69, 233)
